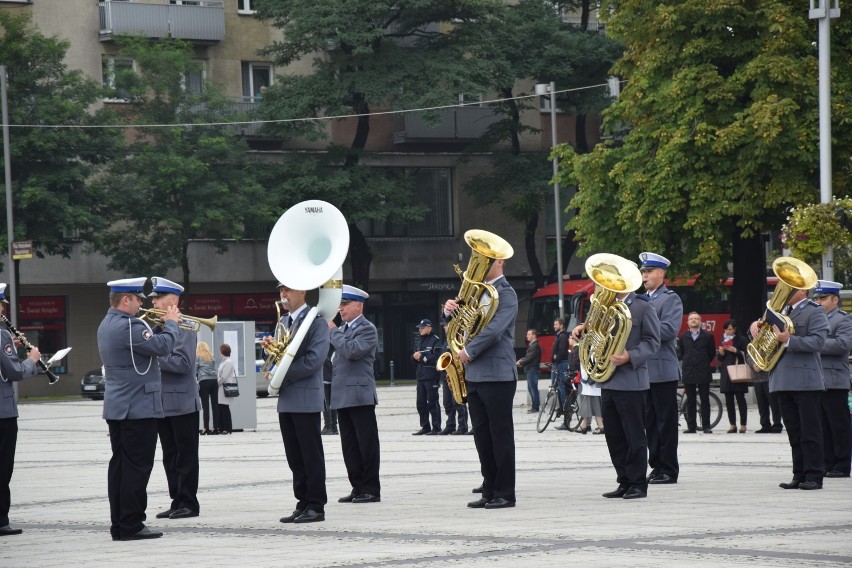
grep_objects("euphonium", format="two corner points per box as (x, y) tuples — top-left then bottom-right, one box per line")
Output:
(436, 230), (514, 404)
(578, 253), (643, 383)
(260, 300), (290, 374)
(138, 308), (217, 332)
(746, 257), (818, 372)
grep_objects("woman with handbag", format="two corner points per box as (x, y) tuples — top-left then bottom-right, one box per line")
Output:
(217, 344), (238, 435)
(717, 319), (750, 433)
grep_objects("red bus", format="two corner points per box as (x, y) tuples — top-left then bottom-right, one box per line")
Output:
(526, 276), (778, 366)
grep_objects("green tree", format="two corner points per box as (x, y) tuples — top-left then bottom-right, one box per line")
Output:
(558, 0), (852, 328)
(253, 0), (503, 288)
(0, 13), (120, 281)
(89, 37), (272, 290)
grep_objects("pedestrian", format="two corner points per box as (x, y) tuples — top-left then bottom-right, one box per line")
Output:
(717, 319), (749, 433)
(411, 319), (442, 435)
(196, 341), (220, 435)
(516, 328), (542, 414)
(677, 312), (716, 433)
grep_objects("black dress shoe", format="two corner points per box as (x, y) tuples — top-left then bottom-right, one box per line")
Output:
(472, 484), (483, 494)
(426, 429), (440, 436)
(648, 473), (677, 485)
(554, 423), (569, 431)
(703, 428), (713, 434)
(279, 509), (305, 523)
(623, 487), (647, 499)
(770, 425), (784, 433)
(451, 429), (468, 435)
(155, 508), (175, 519)
(338, 492), (358, 503)
(467, 497), (489, 508)
(825, 470), (850, 478)
(168, 507), (199, 519)
(779, 479), (802, 489)
(122, 526), (163, 540)
(484, 497), (515, 509)
(294, 509), (325, 523)
(412, 428), (430, 435)
(682, 429), (697, 434)
(0, 525), (23, 536)
(798, 480), (823, 490)
(646, 471), (659, 482)
(602, 485), (629, 498)
(352, 493), (381, 503)
(754, 427), (771, 433)
(438, 428), (454, 435)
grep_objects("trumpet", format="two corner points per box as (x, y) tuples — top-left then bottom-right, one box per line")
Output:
(138, 308), (217, 332)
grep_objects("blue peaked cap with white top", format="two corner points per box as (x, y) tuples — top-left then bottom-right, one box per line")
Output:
(0, 283), (8, 304)
(813, 280), (843, 298)
(341, 284), (369, 303)
(107, 277), (147, 298)
(148, 277), (184, 297)
(639, 252), (671, 270)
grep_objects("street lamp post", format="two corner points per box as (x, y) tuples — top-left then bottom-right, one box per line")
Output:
(809, 0), (840, 280)
(535, 82), (565, 320)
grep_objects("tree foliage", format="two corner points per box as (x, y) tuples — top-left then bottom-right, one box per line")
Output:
(0, 13), (120, 269)
(88, 38), (271, 289)
(781, 197), (852, 282)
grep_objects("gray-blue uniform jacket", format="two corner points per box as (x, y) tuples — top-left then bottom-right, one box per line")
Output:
(276, 306), (329, 414)
(461, 276), (518, 383)
(329, 315), (378, 410)
(158, 328), (201, 417)
(0, 328), (38, 419)
(820, 308), (852, 390)
(98, 308), (179, 420)
(645, 285), (683, 383)
(601, 293), (661, 392)
(768, 300), (829, 393)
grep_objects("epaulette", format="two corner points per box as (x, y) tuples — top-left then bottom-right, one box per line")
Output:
(663, 289), (676, 295)
(807, 299), (820, 307)
(634, 294), (650, 302)
(839, 309), (848, 316)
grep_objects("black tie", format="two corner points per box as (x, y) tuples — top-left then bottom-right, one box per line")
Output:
(343, 323), (349, 332)
(782, 306), (791, 316)
(287, 315), (294, 329)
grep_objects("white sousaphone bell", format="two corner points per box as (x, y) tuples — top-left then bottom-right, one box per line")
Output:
(266, 199), (350, 396)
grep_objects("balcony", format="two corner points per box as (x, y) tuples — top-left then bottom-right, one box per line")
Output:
(393, 107), (501, 144)
(99, 1), (225, 44)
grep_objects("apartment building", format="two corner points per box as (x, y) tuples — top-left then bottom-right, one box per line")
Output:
(0, 0), (601, 396)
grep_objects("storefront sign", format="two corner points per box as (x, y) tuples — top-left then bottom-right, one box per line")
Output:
(233, 293), (279, 316)
(11, 241), (32, 260)
(19, 296), (65, 319)
(184, 294), (232, 315)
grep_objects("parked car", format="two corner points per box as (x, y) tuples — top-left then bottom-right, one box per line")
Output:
(80, 368), (105, 400)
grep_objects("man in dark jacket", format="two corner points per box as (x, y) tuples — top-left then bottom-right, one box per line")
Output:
(516, 329), (542, 413)
(412, 319), (442, 435)
(677, 312), (716, 433)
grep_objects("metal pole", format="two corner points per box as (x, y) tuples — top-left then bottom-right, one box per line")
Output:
(549, 82), (565, 320)
(810, 0), (839, 281)
(1, 66), (17, 328)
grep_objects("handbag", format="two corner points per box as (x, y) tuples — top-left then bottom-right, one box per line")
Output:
(223, 382), (240, 398)
(727, 363), (754, 383)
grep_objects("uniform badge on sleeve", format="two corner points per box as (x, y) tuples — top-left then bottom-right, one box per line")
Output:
(4, 343), (12, 355)
(142, 330), (153, 341)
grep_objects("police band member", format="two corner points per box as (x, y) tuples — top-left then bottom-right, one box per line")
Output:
(575, 289), (661, 499)
(329, 285), (382, 504)
(411, 319), (442, 435)
(0, 283), (41, 536)
(149, 278), (201, 520)
(98, 278), (180, 541)
(751, 282), (829, 490)
(266, 284), (329, 524)
(444, 257), (519, 510)
(639, 252), (683, 485)
(812, 280), (852, 478)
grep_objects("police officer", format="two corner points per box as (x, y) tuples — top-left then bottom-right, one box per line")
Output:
(149, 277), (201, 520)
(812, 280), (852, 478)
(411, 319), (442, 435)
(751, 278), (829, 490)
(640, 252), (683, 485)
(0, 283), (41, 536)
(98, 277), (180, 541)
(329, 285), (381, 503)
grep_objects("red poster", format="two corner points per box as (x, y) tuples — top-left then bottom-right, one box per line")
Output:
(233, 293), (279, 316)
(184, 294), (232, 315)
(19, 296), (65, 319)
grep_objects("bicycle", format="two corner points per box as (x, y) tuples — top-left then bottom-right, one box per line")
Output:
(676, 386), (723, 430)
(536, 372), (581, 433)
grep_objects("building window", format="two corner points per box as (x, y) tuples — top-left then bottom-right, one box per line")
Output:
(241, 62), (272, 102)
(101, 56), (134, 100)
(357, 168), (453, 238)
(237, 0), (256, 14)
(182, 61), (206, 96)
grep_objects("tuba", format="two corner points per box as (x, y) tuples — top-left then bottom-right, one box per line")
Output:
(138, 308), (217, 332)
(436, 230), (514, 404)
(578, 253), (643, 383)
(259, 300), (289, 374)
(266, 200), (349, 396)
(746, 256), (818, 372)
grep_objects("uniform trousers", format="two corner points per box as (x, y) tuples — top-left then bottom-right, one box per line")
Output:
(683, 383), (710, 430)
(754, 381), (782, 430)
(322, 382), (337, 431)
(441, 377), (468, 431)
(278, 412), (327, 512)
(337, 405), (381, 496)
(467, 380), (516, 502)
(157, 411), (200, 512)
(646, 380), (679, 478)
(416, 378), (441, 430)
(821, 389), (851, 475)
(107, 418), (159, 538)
(602, 389), (649, 490)
(198, 379), (220, 431)
(0, 417), (18, 526)
(778, 390), (824, 483)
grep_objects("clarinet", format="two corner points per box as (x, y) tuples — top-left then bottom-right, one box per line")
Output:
(0, 314), (59, 384)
